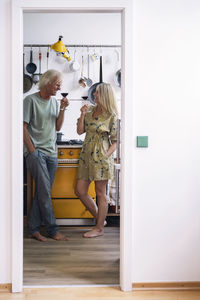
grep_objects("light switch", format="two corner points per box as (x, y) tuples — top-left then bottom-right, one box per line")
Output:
(137, 136), (148, 147)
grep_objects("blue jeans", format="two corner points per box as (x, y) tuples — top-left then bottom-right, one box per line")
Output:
(26, 149), (59, 236)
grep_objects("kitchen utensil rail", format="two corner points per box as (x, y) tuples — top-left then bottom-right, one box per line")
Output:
(57, 98), (90, 101)
(24, 44), (121, 48)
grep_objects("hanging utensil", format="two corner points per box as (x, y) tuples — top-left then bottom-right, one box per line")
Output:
(23, 52), (33, 93)
(32, 73), (39, 85)
(86, 53), (93, 87)
(32, 49), (40, 84)
(32, 48), (42, 84)
(47, 46), (49, 70)
(114, 50), (121, 88)
(88, 55), (103, 105)
(38, 48), (42, 77)
(70, 49), (80, 72)
(26, 48), (37, 74)
(78, 55), (87, 88)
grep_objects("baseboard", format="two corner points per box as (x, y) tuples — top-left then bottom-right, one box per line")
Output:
(132, 281), (200, 290)
(0, 283), (12, 292)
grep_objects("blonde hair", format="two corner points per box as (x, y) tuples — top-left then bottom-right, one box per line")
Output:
(96, 83), (118, 116)
(38, 69), (63, 90)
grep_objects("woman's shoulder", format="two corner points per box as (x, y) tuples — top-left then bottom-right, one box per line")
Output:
(87, 105), (95, 112)
(85, 105), (95, 116)
(108, 111), (118, 121)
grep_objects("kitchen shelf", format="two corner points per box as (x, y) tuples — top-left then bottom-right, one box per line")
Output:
(107, 213), (120, 217)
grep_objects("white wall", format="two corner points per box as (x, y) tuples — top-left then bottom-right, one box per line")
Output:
(133, 0), (200, 282)
(0, 0), (11, 284)
(23, 13), (121, 45)
(1, 0), (200, 285)
(23, 13), (121, 140)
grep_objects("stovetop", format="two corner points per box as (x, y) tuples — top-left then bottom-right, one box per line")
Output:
(57, 139), (83, 145)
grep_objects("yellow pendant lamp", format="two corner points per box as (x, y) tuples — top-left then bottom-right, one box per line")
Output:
(51, 36), (71, 61)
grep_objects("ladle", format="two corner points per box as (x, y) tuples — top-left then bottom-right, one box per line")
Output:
(78, 56), (87, 88)
(86, 54), (93, 87)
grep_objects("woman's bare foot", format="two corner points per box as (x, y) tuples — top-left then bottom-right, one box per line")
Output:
(30, 232), (47, 242)
(51, 232), (68, 241)
(83, 228), (104, 238)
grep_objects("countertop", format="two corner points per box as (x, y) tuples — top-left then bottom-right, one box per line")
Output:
(57, 145), (82, 149)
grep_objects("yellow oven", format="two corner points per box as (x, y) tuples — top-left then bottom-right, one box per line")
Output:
(51, 147), (96, 221)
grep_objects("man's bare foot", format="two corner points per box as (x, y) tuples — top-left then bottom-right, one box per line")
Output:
(51, 232), (68, 241)
(83, 228), (104, 238)
(30, 232), (47, 242)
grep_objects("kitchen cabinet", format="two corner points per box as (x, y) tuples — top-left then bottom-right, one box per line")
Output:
(51, 145), (96, 222)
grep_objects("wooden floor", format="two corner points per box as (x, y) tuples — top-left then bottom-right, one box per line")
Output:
(2, 288), (200, 300)
(23, 226), (119, 285)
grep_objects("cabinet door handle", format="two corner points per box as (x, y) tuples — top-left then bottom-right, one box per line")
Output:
(59, 151), (64, 156)
(58, 165), (78, 168)
(69, 151), (73, 156)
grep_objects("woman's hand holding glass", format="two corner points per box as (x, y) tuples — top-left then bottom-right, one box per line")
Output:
(80, 104), (89, 115)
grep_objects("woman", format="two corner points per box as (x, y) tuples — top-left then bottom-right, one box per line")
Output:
(75, 83), (118, 238)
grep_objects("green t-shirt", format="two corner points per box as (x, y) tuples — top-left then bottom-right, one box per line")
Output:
(23, 92), (59, 157)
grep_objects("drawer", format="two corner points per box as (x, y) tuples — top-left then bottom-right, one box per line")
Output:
(51, 164), (96, 198)
(57, 148), (81, 159)
(52, 199), (95, 218)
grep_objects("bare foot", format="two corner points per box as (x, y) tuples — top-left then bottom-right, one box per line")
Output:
(87, 221), (106, 232)
(83, 228), (104, 238)
(30, 232), (47, 242)
(51, 232), (68, 241)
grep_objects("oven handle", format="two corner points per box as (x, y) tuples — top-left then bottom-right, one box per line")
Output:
(58, 165), (78, 168)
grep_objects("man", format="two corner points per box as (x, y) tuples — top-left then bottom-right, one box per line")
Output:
(23, 69), (69, 241)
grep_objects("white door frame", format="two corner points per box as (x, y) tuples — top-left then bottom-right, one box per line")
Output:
(11, 0), (134, 292)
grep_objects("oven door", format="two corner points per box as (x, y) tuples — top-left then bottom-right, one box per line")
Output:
(51, 164), (96, 219)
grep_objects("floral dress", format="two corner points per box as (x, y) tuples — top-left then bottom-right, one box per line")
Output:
(77, 107), (118, 181)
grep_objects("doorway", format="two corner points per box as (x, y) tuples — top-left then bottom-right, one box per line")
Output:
(11, 0), (133, 292)
(23, 10), (120, 286)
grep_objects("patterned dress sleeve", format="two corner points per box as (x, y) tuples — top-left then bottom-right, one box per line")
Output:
(109, 113), (118, 143)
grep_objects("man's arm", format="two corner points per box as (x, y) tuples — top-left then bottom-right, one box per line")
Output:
(56, 97), (69, 131)
(23, 122), (35, 154)
(56, 109), (65, 131)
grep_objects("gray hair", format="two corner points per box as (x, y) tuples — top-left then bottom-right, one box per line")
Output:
(38, 69), (63, 90)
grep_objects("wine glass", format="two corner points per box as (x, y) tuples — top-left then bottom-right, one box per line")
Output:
(81, 96), (88, 100)
(61, 92), (68, 98)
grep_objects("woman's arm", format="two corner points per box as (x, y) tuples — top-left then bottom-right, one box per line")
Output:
(77, 104), (89, 135)
(107, 113), (118, 157)
(106, 141), (117, 157)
